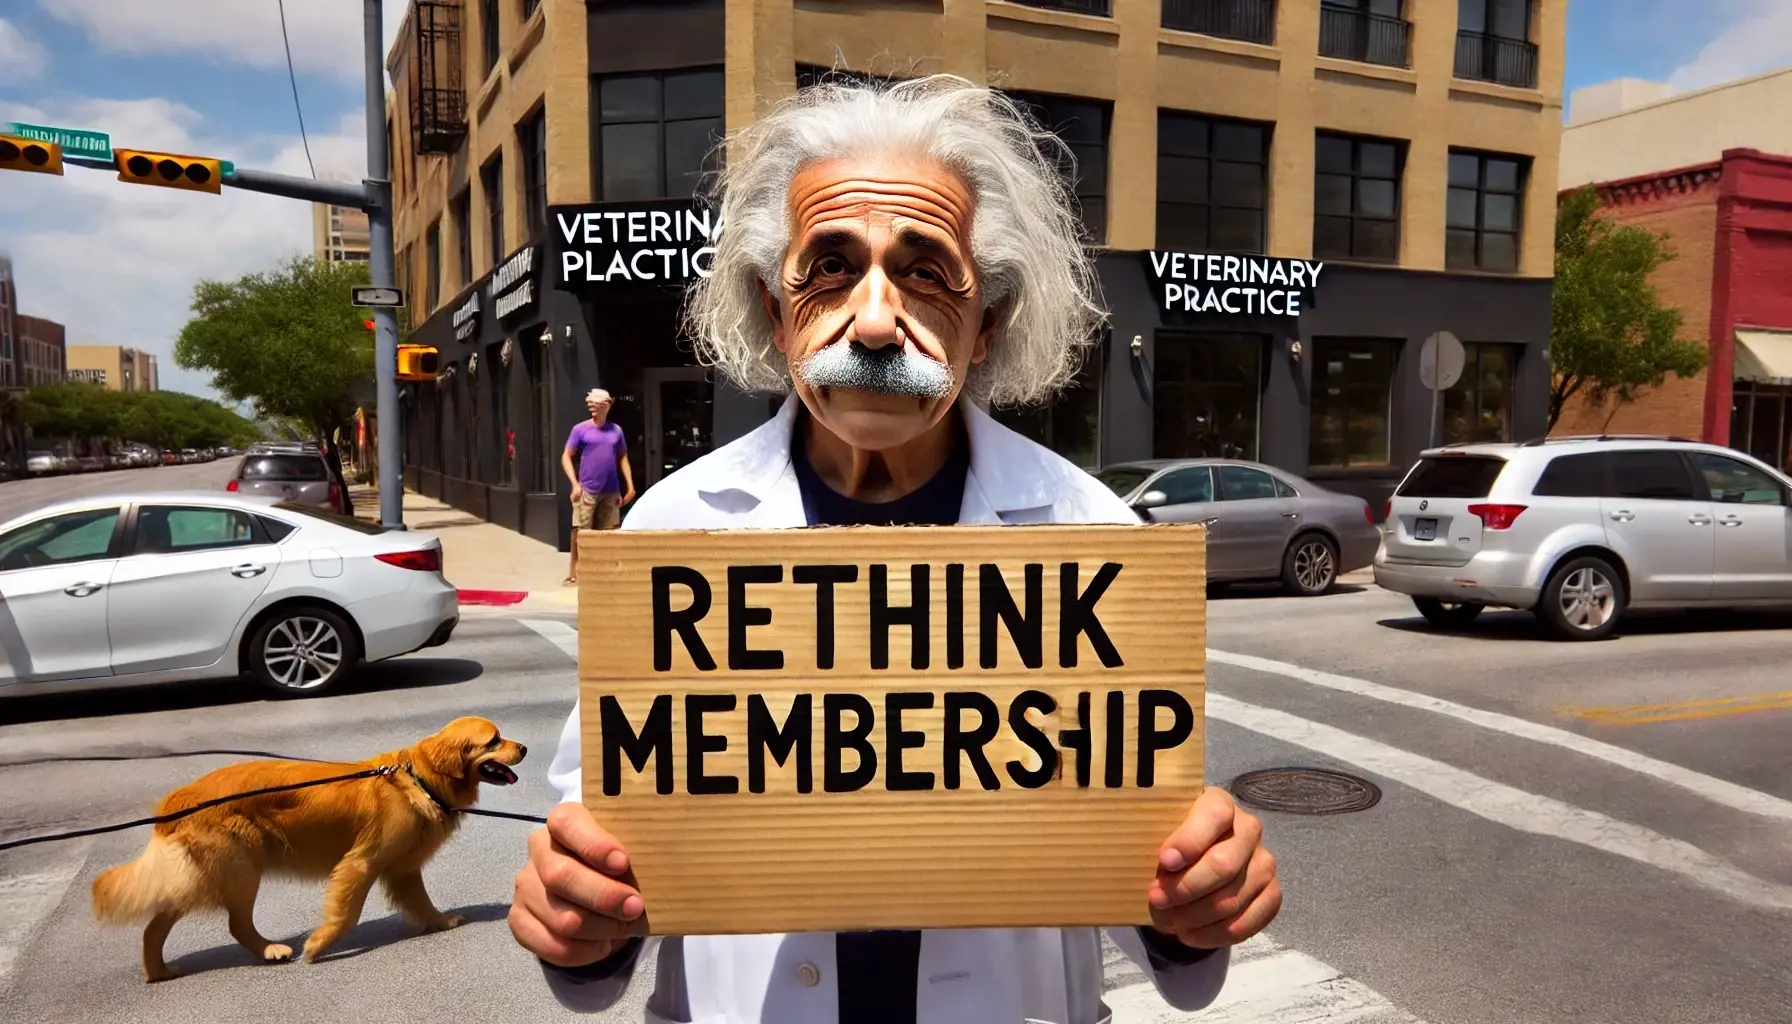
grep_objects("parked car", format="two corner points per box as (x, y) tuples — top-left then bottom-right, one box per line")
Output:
(227, 450), (344, 513)
(26, 451), (64, 477)
(1093, 458), (1381, 595)
(1374, 435), (1792, 640)
(0, 492), (458, 698)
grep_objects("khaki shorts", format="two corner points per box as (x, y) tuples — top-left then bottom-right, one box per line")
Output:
(573, 491), (621, 531)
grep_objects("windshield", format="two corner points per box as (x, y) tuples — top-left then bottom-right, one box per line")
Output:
(1094, 467), (1155, 498)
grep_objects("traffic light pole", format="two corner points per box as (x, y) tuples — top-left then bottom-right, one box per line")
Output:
(362, 0), (404, 531)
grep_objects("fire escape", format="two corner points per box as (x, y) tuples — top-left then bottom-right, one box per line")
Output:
(413, 0), (468, 155)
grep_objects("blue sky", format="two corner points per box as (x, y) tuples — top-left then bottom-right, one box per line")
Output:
(1, 0), (1789, 400)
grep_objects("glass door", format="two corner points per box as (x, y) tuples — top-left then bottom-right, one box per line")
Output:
(643, 367), (714, 487)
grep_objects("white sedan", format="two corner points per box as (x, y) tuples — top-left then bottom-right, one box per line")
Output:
(0, 492), (459, 699)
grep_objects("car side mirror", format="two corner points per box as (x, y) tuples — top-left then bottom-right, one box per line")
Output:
(1134, 490), (1169, 510)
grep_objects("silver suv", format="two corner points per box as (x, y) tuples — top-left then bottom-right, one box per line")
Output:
(1373, 435), (1792, 640)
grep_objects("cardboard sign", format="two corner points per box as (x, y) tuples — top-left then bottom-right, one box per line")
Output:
(577, 524), (1207, 936)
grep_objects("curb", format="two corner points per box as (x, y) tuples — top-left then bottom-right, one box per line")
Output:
(456, 589), (530, 607)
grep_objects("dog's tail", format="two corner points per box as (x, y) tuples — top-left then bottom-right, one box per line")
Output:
(91, 836), (204, 924)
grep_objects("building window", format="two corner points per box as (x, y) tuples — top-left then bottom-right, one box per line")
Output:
(1444, 343), (1515, 444)
(482, 0), (501, 76)
(594, 68), (724, 201)
(1010, 0), (1110, 15)
(992, 337), (1105, 469)
(425, 220), (441, 313)
(453, 190), (473, 287)
(1153, 332), (1263, 460)
(1446, 151), (1526, 272)
(1731, 382), (1792, 474)
(1314, 133), (1402, 263)
(482, 155), (506, 266)
(519, 109), (548, 235)
(521, 0), (540, 21)
(528, 342), (555, 493)
(795, 65), (898, 89)
(1008, 92), (1110, 245)
(1156, 112), (1270, 253)
(1455, 0), (1537, 88)
(1162, 0), (1276, 45)
(1309, 338), (1398, 469)
(1319, 0), (1412, 68)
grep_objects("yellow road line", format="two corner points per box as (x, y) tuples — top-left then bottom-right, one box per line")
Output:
(1566, 691), (1792, 725)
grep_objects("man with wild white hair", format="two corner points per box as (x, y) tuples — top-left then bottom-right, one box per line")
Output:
(560, 387), (635, 585)
(511, 75), (1280, 1022)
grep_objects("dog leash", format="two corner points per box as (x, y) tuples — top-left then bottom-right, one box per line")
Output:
(0, 766), (400, 853)
(400, 763), (550, 825)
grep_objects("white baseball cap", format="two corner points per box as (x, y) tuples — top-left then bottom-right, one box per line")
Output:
(585, 389), (612, 404)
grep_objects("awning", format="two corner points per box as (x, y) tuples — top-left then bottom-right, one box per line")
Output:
(1733, 329), (1792, 385)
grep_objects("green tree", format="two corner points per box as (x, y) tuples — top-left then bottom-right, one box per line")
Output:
(175, 254), (374, 445)
(1549, 186), (1709, 431)
(25, 384), (261, 449)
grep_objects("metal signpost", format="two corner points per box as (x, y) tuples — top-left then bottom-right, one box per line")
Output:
(1420, 330), (1467, 449)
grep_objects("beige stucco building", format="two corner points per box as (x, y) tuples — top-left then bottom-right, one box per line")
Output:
(384, 0), (1567, 548)
(313, 201), (372, 263)
(66, 345), (158, 392)
(1561, 68), (1792, 189)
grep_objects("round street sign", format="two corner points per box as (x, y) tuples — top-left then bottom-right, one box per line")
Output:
(1420, 331), (1465, 391)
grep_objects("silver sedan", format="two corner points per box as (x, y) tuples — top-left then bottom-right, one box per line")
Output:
(1093, 458), (1382, 595)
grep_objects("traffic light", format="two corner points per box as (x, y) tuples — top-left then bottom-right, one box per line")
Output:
(0, 134), (63, 176)
(397, 345), (439, 381)
(114, 149), (222, 194)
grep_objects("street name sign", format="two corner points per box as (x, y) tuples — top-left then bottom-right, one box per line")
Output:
(352, 286), (405, 308)
(5, 122), (110, 161)
(578, 523), (1209, 936)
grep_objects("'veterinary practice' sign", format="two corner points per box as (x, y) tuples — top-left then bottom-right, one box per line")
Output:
(578, 524), (1208, 936)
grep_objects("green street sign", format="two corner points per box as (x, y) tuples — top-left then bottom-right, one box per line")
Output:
(5, 122), (111, 161)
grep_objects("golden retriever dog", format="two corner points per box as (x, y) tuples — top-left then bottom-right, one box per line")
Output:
(90, 716), (527, 981)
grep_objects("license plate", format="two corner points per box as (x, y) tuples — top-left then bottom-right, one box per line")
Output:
(1413, 517), (1438, 541)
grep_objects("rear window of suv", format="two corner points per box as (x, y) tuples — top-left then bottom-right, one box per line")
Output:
(239, 456), (329, 481)
(1396, 455), (1507, 498)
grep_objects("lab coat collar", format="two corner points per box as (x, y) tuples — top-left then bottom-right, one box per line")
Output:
(699, 393), (1054, 528)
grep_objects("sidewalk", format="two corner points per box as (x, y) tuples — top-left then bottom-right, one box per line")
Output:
(347, 485), (577, 614)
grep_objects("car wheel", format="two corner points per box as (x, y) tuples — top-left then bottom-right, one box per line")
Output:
(1537, 555), (1625, 641)
(248, 606), (358, 697)
(1413, 597), (1485, 628)
(1281, 533), (1339, 596)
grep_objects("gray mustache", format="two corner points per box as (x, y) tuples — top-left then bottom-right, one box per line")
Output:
(797, 342), (955, 399)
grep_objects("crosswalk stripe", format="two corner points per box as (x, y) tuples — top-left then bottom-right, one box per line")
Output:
(517, 618), (579, 660)
(0, 841), (92, 996)
(1104, 934), (1428, 1023)
(1208, 692), (1792, 911)
(1209, 648), (1792, 823)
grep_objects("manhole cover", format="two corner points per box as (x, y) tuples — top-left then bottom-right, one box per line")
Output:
(1228, 767), (1382, 815)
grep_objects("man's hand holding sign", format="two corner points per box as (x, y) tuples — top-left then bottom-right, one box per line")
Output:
(511, 73), (1279, 1022)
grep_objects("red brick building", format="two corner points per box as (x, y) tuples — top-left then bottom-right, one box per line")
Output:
(1556, 149), (1792, 472)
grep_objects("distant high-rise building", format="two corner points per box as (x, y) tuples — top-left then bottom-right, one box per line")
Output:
(66, 345), (159, 392)
(0, 254), (17, 389)
(314, 202), (372, 263)
(16, 315), (66, 388)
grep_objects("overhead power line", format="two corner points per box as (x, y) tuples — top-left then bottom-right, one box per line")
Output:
(276, 0), (317, 178)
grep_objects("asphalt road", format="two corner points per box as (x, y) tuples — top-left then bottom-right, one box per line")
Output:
(0, 553), (1788, 1021)
(0, 459), (236, 525)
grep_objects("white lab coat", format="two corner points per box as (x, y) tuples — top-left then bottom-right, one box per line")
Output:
(540, 394), (1230, 1023)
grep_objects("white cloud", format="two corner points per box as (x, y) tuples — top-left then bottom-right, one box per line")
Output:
(1666, 0), (1792, 93)
(0, 18), (49, 84)
(0, 96), (368, 399)
(41, 0), (409, 84)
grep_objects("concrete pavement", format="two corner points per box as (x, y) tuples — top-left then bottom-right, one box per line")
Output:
(2, 590), (1788, 1023)
(0, 460), (232, 525)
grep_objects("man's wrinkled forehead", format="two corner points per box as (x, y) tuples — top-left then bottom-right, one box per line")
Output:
(785, 155), (976, 265)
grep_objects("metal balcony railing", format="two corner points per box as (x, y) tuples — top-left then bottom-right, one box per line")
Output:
(1318, 6), (1411, 68)
(1008, 0), (1111, 15)
(1163, 0), (1276, 45)
(412, 0), (467, 155)
(1454, 30), (1538, 89)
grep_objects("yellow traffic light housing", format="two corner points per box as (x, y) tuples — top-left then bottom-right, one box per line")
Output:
(397, 345), (440, 381)
(0, 134), (63, 176)
(114, 149), (222, 194)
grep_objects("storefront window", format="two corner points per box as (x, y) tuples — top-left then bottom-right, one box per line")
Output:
(1732, 383), (1792, 473)
(490, 342), (513, 486)
(594, 68), (724, 200)
(1443, 342), (1515, 443)
(992, 342), (1104, 469)
(528, 343), (555, 493)
(1309, 338), (1398, 468)
(1153, 332), (1263, 461)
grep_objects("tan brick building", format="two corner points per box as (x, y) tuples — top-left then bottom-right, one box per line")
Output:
(65, 345), (158, 392)
(386, 0), (1566, 548)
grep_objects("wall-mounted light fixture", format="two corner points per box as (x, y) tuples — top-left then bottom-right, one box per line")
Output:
(540, 326), (554, 345)
(1130, 334), (1144, 358)
(1289, 339), (1303, 362)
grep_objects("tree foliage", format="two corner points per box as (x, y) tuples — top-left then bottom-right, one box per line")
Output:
(1549, 186), (1709, 430)
(175, 255), (374, 439)
(25, 383), (261, 448)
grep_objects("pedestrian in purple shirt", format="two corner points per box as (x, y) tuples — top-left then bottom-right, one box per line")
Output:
(560, 388), (636, 585)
